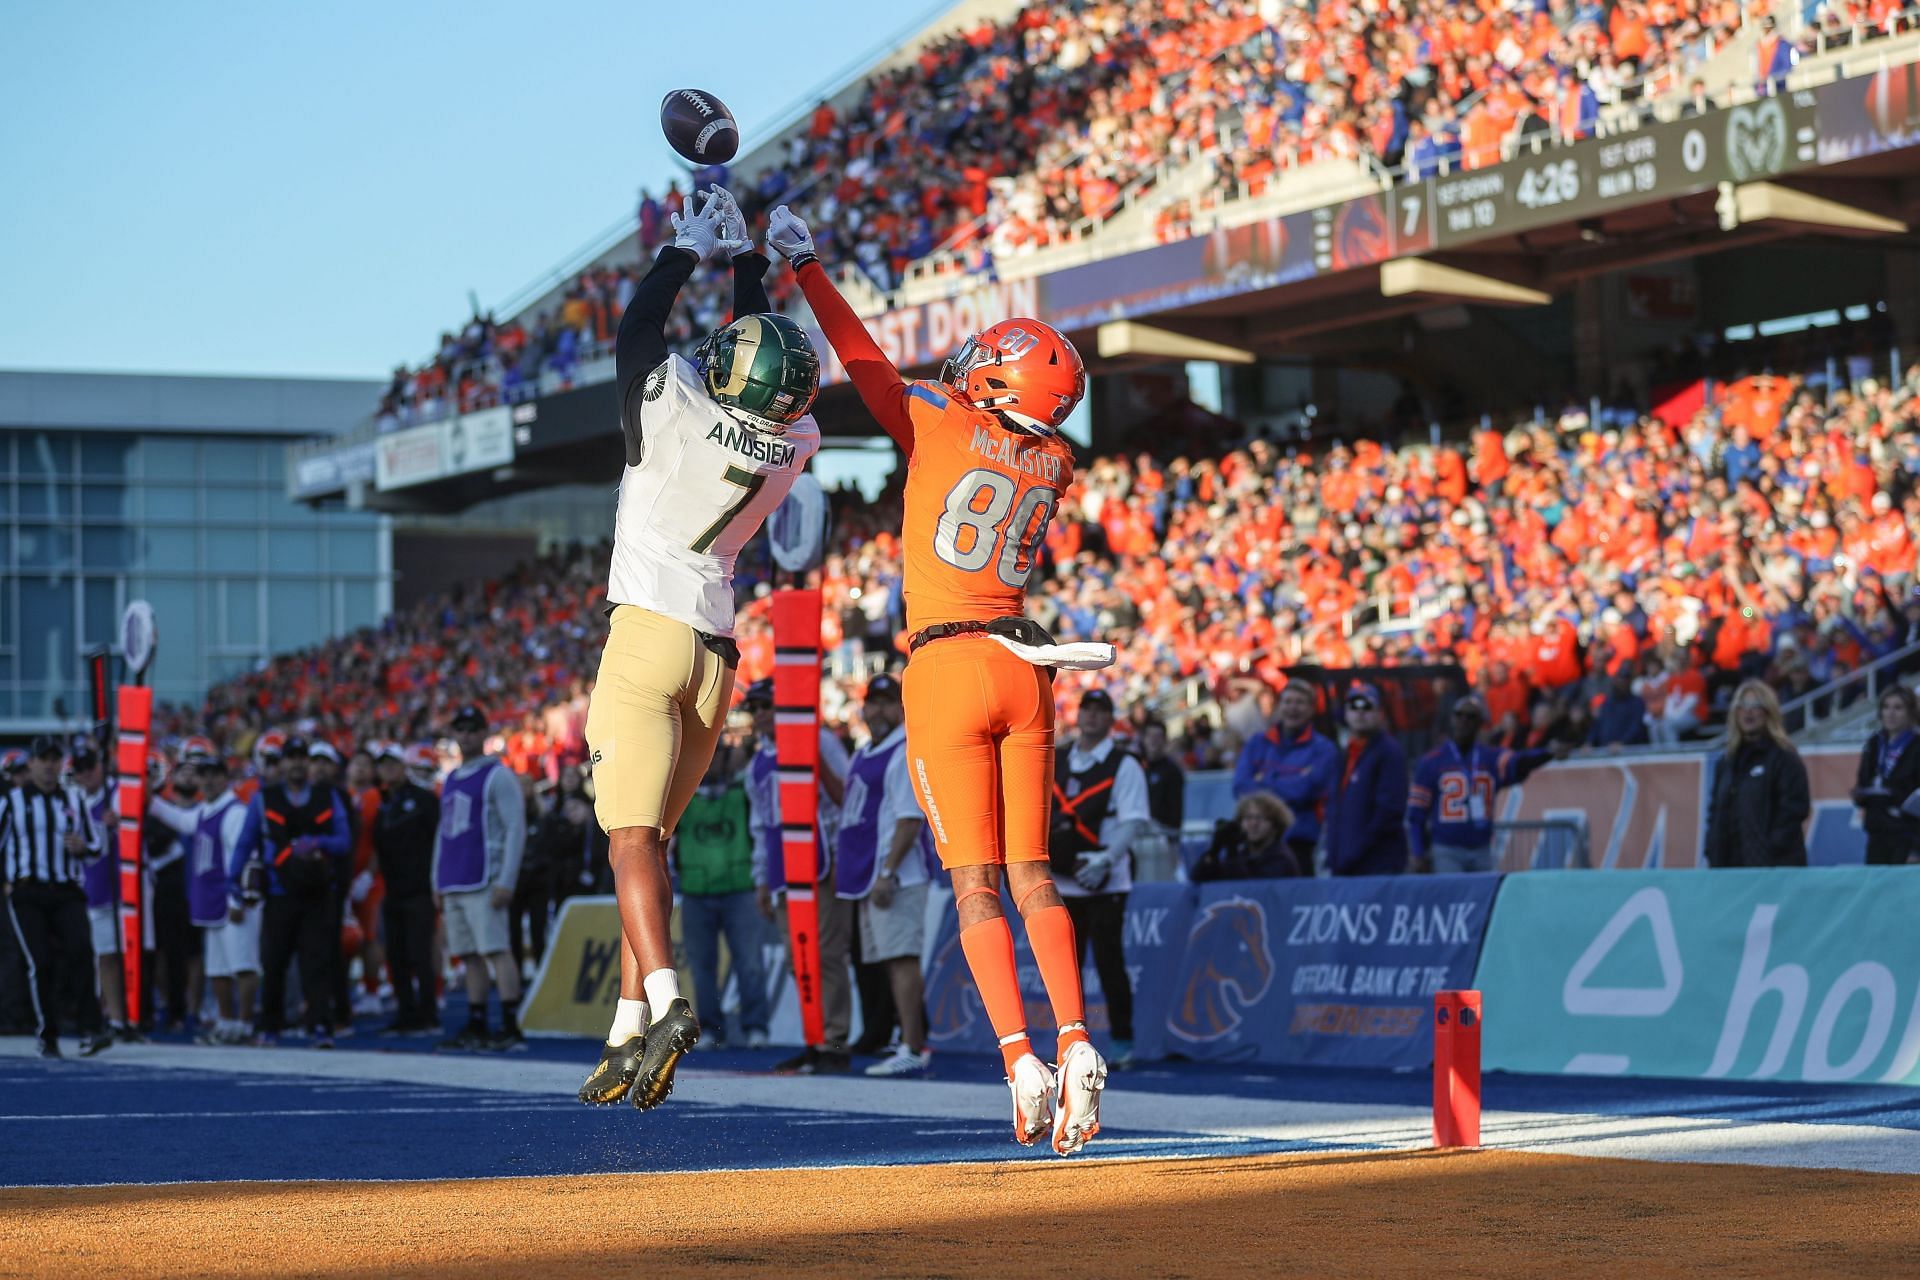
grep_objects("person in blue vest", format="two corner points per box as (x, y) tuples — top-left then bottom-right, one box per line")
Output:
(1408, 694), (1564, 874)
(150, 745), (258, 1044)
(835, 672), (937, 1078)
(1323, 684), (1410, 877)
(434, 705), (529, 1053)
(740, 678), (854, 1075)
(1233, 677), (1339, 867)
(233, 736), (350, 1048)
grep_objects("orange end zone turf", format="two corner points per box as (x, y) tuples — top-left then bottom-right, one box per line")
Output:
(4, 1149), (1915, 1278)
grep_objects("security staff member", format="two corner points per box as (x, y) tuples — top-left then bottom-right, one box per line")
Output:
(1048, 689), (1150, 1066)
(372, 744), (440, 1035)
(1, 736), (107, 1057)
(235, 736), (349, 1047)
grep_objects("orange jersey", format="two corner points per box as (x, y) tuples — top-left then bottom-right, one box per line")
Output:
(898, 380), (1076, 633)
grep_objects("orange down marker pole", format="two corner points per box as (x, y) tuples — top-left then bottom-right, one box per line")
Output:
(1433, 989), (1482, 1149)
(114, 686), (153, 1025)
(770, 588), (825, 1048)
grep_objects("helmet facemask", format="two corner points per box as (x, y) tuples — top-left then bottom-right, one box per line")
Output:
(694, 314), (821, 433)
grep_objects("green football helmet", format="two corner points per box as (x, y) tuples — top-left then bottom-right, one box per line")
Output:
(692, 312), (820, 429)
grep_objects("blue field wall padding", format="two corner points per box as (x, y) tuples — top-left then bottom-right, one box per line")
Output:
(924, 877), (1498, 1070)
(1472, 868), (1920, 1085)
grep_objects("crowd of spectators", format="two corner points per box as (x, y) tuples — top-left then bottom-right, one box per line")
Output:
(381, 0), (1896, 425)
(183, 346), (1920, 799)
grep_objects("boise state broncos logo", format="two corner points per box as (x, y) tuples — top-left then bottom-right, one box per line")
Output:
(1168, 898), (1275, 1043)
(1331, 198), (1390, 272)
(923, 929), (982, 1044)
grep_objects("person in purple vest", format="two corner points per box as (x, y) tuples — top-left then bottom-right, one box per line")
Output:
(149, 746), (258, 1044)
(739, 678), (854, 1075)
(433, 705), (528, 1053)
(838, 672), (937, 1078)
(72, 739), (139, 1048)
(232, 735), (351, 1048)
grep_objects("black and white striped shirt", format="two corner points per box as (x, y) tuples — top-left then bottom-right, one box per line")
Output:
(0, 783), (102, 886)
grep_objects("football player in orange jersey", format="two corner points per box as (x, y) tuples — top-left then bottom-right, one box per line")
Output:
(769, 204), (1110, 1154)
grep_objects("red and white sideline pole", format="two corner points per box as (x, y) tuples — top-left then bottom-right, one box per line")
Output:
(1433, 989), (1482, 1149)
(114, 686), (153, 1026)
(771, 588), (826, 1048)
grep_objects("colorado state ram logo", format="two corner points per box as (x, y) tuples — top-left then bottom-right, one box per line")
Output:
(1168, 898), (1275, 1042)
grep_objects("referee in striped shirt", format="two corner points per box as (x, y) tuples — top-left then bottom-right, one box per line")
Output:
(2, 736), (108, 1057)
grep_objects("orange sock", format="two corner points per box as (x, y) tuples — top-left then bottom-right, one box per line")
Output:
(960, 916), (1031, 1075)
(1023, 903), (1090, 1061)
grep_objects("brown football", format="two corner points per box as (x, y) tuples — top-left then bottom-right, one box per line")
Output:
(661, 88), (739, 165)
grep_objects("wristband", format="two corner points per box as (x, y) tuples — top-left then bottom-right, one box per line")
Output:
(789, 251), (819, 273)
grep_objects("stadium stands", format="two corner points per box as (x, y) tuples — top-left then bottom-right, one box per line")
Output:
(374, 0), (1913, 424)
(175, 349), (1920, 777)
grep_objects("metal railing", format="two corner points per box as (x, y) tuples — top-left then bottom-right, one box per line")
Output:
(1779, 637), (1920, 739)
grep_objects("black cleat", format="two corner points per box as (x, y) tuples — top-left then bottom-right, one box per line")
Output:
(488, 1027), (527, 1053)
(438, 1027), (489, 1053)
(38, 1039), (61, 1060)
(78, 1031), (113, 1057)
(630, 999), (699, 1110)
(579, 1035), (645, 1105)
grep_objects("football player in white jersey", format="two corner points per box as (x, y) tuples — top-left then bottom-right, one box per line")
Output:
(579, 187), (823, 1109)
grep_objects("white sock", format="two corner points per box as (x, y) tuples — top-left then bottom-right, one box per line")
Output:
(607, 998), (648, 1046)
(642, 968), (681, 1018)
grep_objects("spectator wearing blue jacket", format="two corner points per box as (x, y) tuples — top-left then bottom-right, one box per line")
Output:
(1590, 672), (1651, 748)
(1408, 696), (1564, 873)
(1234, 678), (1339, 864)
(1323, 685), (1410, 876)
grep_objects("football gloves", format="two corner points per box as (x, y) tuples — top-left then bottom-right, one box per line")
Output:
(670, 188), (749, 263)
(710, 186), (754, 258)
(1073, 851), (1116, 891)
(766, 205), (817, 269)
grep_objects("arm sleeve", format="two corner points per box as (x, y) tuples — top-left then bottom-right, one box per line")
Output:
(1406, 757), (1434, 860)
(489, 766), (528, 891)
(1773, 753), (1813, 862)
(1858, 741), (1877, 796)
(1102, 756), (1153, 860)
(315, 796), (351, 858)
(818, 729), (850, 808)
(221, 806), (251, 903)
(1231, 739), (1261, 799)
(793, 259), (915, 454)
(1502, 749), (1555, 787)
(731, 250), (773, 318)
(147, 795), (199, 837)
(75, 787), (105, 854)
(227, 798), (263, 894)
(616, 246), (700, 465)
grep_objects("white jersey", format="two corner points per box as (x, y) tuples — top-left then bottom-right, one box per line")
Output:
(606, 354), (821, 637)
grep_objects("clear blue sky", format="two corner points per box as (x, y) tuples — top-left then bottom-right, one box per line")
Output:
(0, 1), (941, 380)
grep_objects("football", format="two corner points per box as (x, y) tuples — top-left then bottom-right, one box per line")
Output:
(661, 88), (739, 165)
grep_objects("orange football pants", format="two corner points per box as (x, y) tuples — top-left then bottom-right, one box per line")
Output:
(902, 634), (1054, 870)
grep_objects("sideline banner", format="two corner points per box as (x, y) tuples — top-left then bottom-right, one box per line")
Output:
(1475, 868), (1920, 1084)
(1160, 876), (1499, 1069)
(923, 882), (1194, 1051)
(521, 897), (696, 1038)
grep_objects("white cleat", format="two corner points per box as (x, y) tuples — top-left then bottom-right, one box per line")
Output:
(1052, 1040), (1107, 1156)
(1008, 1053), (1056, 1146)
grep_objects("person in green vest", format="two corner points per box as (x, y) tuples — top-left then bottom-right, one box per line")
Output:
(671, 736), (769, 1049)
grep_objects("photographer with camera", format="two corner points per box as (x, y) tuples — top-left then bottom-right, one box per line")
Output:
(1049, 689), (1150, 1067)
(1190, 792), (1300, 881)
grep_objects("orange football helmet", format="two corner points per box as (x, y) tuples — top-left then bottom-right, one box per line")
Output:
(942, 318), (1086, 432)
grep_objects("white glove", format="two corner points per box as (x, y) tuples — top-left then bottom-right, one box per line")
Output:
(766, 204), (817, 264)
(350, 869), (374, 905)
(710, 186), (753, 257)
(670, 189), (749, 263)
(1073, 851), (1116, 891)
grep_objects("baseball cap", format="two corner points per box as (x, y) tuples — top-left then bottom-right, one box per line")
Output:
(743, 678), (775, 707)
(405, 743), (439, 773)
(450, 704), (487, 731)
(29, 735), (63, 760)
(68, 737), (102, 769)
(1079, 689), (1115, 713)
(865, 672), (903, 703)
(1453, 693), (1489, 718)
(256, 730), (287, 762)
(181, 735), (218, 765)
(281, 735), (312, 759)
(2, 749), (27, 774)
(1344, 682), (1384, 709)
(377, 742), (407, 764)
(308, 742), (341, 765)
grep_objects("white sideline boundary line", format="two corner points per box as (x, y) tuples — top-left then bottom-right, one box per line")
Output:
(3, 1040), (1917, 1175)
